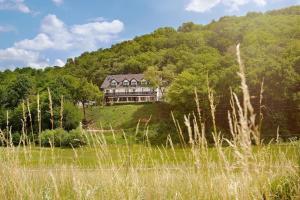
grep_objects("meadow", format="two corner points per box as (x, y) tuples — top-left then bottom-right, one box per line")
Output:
(2, 139), (299, 168)
(0, 131), (299, 199)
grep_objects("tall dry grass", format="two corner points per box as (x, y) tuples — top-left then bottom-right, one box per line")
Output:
(0, 44), (299, 199)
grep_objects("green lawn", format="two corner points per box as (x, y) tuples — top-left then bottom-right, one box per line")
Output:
(85, 103), (172, 130)
(0, 145), (187, 168)
(1, 142), (299, 169)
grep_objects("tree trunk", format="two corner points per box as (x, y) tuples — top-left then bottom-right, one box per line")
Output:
(82, 101), (86, 121)
(82, 101), (88, 128)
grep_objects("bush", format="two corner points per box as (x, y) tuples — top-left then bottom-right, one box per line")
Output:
(62, 102), (83, 131)
(0, 108), (6, 130)
(62, 128), (86, 148)
(40, 128), (86, 148)
(11, 132), (21, 145)
(135, 123), (178, 145)
(0, 131), (21, 146)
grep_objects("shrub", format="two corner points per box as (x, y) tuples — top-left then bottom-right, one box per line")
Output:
(135, 123), (178, 145)
(40, 129), (64, 147)
(11, 132), (21, 145)
(0, 108), (6, 130)
(62, 128), (86, 148)
(40, 128), (86, 148)
(0, 131), (20, 146)
(62, 101), (83, 131)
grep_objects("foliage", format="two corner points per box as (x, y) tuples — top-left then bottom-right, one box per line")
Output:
(39, 128), (86, 148)
(0, 99), (82, 136)
(62, 101), (83, 131)
(0, 6), (299, 140)
(0, 73), (98, 133)
(11, 132), (21, 146)
(63, 6), (300, 138)
(72, 78), (103, 121)
(1, 74), (33, 109)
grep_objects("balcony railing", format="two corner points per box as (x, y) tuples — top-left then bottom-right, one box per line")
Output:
(105, 91), (156, 97)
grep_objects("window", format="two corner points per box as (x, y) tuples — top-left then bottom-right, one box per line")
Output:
(131, 79), (137, 86)
(105, 89), (110, 93)
(111, 80), (117, 87)
(123, 80), (129, 86)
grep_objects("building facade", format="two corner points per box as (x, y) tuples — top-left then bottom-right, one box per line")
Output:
(101, 74), (161, 105)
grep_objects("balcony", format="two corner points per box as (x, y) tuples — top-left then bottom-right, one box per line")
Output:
(105, 91), (156, 97)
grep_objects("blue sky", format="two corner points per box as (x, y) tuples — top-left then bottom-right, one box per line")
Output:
(0, 0), (299, 70)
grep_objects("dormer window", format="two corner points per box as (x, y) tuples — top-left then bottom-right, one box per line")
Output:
(141, 79), (147, 85)
(131, 79), (137, 86)
(111, 80), (117, 87)
(123, 80), (129, 86)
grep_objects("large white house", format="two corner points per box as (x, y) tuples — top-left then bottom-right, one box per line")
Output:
(101, 74), (162, 105)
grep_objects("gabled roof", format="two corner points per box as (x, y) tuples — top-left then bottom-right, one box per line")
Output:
(101, 74), (145, 89)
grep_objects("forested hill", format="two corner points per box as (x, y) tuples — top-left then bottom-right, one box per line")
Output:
(64, 5), (299, 86)
(0, 6), (299, 139)
(63, 6), (299, 136)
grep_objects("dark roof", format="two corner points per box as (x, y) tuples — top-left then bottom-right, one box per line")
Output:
(101, 74), (145, 89)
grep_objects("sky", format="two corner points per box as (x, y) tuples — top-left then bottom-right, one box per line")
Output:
(0, 0), (299, 70)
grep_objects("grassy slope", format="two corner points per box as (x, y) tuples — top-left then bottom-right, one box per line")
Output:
(85, 103), (172, 130)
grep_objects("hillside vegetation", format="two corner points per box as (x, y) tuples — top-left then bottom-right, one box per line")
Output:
(0, 6), (299, 142)
(86, 103), (171, 130)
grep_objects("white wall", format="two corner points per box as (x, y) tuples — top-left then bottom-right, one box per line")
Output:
(105, 87), (153, 93)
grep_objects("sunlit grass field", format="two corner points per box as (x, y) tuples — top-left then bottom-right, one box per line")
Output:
(0, 134), (299, 199)
(1, 141), (299, 169)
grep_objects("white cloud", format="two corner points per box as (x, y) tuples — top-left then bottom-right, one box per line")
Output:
(41, 14), (65, 32)
(40, 14), (72, 50)
(54, 59), (65, 67)
(0, 47), (47, 68)
(253, 0), (267, 6)
(36, 14), (124, 51)
(0, 47), (38, 61)
(71, 20), (124, 35)
(186, 0), (268, 12)
(14, 33), (54, 50)
(0, 14), (124, 69)
(0, 0), (31, 13)
(52, 0), (63, 6)
(186, 0), (220, 12)
(222, 0), (249, 11)
(71, 20), (124, 49)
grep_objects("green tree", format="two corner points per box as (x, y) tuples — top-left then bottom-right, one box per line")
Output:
(144, 65), (176, 99)
(3, 74), (33, 109)
(73, 79), (103, 122)
(62, 101), (83, 131)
